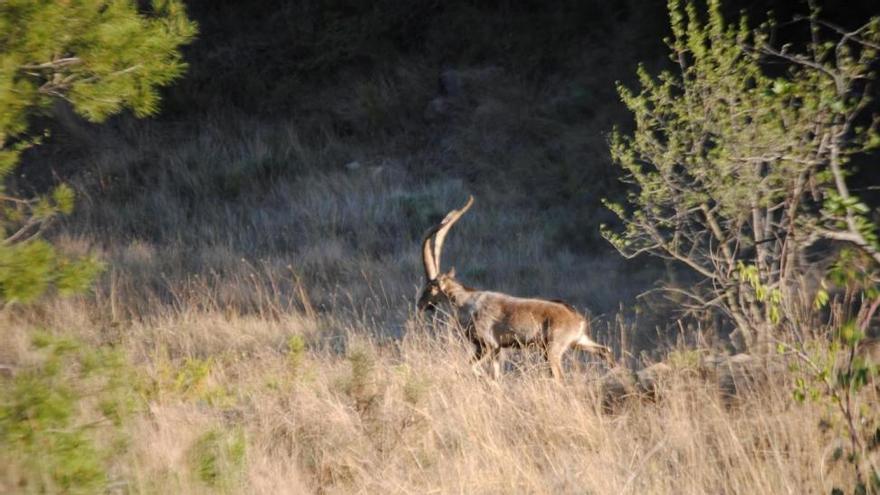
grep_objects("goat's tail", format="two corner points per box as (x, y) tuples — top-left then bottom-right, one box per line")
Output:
(574, 322), (615, 365)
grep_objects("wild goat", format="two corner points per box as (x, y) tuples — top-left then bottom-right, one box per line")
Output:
(417, 196), (613, 379)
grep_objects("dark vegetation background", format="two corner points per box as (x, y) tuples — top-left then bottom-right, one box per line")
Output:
(17, 0), (880, 348)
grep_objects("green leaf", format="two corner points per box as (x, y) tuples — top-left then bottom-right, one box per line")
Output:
(813, 288), (829, 310)
(839, 321), (864, 346)
(772, 79), (790, 94)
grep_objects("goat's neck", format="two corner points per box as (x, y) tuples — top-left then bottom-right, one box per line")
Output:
(444, 278), (477, 307)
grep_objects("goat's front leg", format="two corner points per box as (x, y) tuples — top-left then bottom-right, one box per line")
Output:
(471, 342), (501, 378)
(471, 343), (487, 377)
(489, 348), (502, 379)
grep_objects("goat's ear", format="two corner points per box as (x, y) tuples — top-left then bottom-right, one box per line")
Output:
(447, 267), (456, 278)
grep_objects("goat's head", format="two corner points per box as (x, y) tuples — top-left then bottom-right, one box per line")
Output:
(417, 268), (459, 311)
(417, 196), (473, 312)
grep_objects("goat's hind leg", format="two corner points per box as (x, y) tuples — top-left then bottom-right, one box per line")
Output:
(545, 341), (568, 381)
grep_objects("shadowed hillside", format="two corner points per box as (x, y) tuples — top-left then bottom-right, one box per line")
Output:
(22, 1), (677, 330)
(20, 1), (879, 326)
(5, 0), (880, 492)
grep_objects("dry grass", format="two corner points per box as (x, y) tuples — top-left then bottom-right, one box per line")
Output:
(7, 112), (869, 492)
(3, 291), (860, 494)
(7, 6), (871, 487)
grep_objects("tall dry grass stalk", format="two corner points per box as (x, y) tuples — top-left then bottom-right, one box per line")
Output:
(3, 289), (864, 494)
(8, 91), (868, 492)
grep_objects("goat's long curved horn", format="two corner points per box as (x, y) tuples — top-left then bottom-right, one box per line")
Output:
(421, 223), (440, 281)
(432, 195), (474, 274)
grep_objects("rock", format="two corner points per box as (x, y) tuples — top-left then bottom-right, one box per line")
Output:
(600, 366), (636, 413)
(716, 353), (789, 402)
(636, 362), (673, 399)
(597, 350), (796, 413)
(599, 362), (677, 412)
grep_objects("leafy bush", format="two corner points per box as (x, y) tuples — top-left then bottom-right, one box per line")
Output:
(0, 333), (139, 493)
(603, 0), (880, 349)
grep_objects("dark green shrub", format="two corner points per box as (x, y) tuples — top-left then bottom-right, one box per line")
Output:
(188, 428), (247, 490)
(0, 333), (138, 493)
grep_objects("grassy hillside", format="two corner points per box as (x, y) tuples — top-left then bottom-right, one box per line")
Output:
(3, 300), (853, 493)
(22, 0), (676, 335)
(5, 0), (880, 493)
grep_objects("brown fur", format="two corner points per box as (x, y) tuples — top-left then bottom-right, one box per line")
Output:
(418, 196), (612, 380)
(436, 275), (611, 379)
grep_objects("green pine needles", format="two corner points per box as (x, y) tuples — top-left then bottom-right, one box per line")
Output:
(0, 333), (140, 493)
(0, 0), (196, 304)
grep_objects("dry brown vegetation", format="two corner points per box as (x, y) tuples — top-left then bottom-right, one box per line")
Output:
(6, 2), (880, 492)
(4, 286), (869, 494)
(4, 147), (876, 491)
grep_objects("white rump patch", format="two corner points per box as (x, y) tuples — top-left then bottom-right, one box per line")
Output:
(576, 334), (600, 349)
